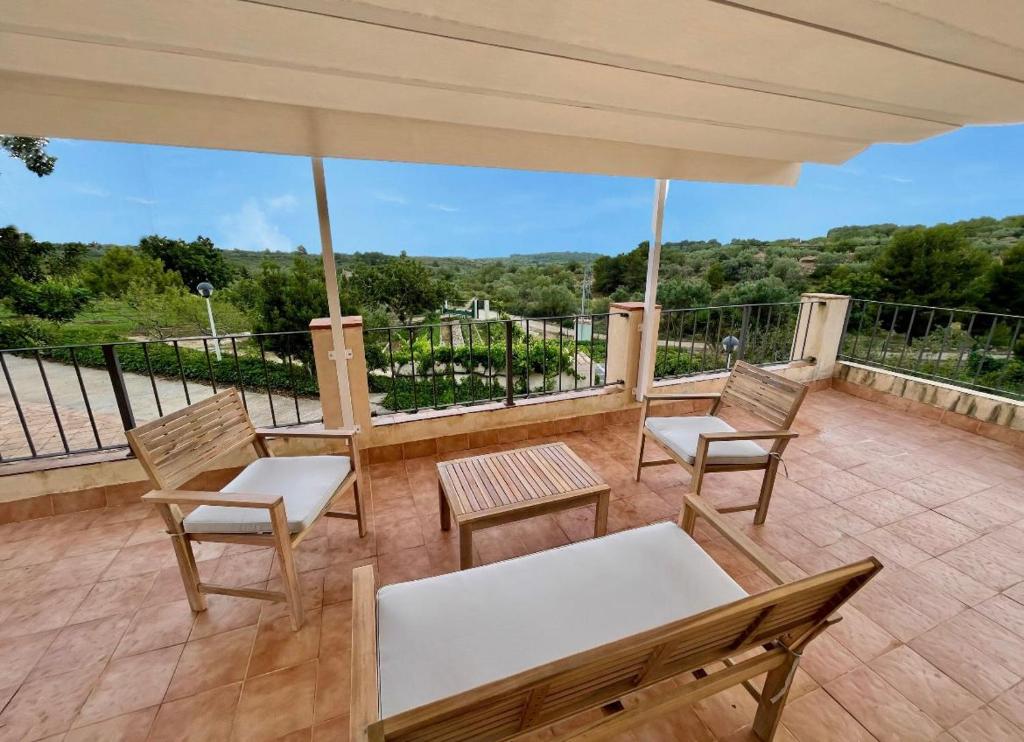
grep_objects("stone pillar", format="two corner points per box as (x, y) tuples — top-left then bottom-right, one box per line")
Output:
(309, 316), (372, 431)
(607, 302), (659, 399)
(793, 293), (851, 380)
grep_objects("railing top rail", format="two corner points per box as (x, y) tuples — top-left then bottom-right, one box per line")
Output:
(365, 312), (626, 332)
(848, 298), (1024, 321)
(0, 329), (312, 355)
(660, 300), (812, 313)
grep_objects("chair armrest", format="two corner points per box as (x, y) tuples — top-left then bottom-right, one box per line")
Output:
(644, 392), (721, 401)
(680, 493), (789, 585)
(351, 564), (380, 742)
(255, 427), (357, 440)
(142, 489), (283, 509)
(698, 429), (798, 443)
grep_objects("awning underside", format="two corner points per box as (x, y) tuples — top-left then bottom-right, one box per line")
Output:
(1, 0), (1023, 183)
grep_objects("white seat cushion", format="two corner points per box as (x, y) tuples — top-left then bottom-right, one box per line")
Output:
(182, 455), (351, 535)
(645, 415), (770, 466)
(376, 522), (746, 717)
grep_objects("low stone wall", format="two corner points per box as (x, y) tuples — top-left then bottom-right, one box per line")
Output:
(834, 361), (1024, 447)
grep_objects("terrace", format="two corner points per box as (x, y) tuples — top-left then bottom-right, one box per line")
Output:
(3, 2), (1024, 740)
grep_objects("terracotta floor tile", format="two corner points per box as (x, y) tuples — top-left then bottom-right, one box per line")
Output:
(782, 688), (876, 742)
(30, 615), (130, 680)
(149, 682), (241, 742)
(165, 624), (257, 701)
(233, 660), (317, 741)
(189, 592), (263, 640)
(75, 643), (184, 727)
(63, 706), (158, 742)
(36, 549), (119, 592)
(940, 535), (1024, 591)
(0, 665), (101, 741)
(101, 540), (178, 581)
(855, 528), (931, 568)
(0, 628), (58, 687)
(114, 599), (195, 658)
(212, 548), (276, 587)
(911, 558), (1000, 607)
(0, 584), (91, 639)
(248, 609), (321, 678)
(70, 573), (158, 624)
(870, 645), (984, 729)
(826, 665), (943, 741)
(312, 715), (348, 742)
(889, 478), (969, 509)
(948, 707), (1023, 742)
(801, 469), (877, 502)
(991, 682), (1024, 731)
(799, 633), (862, 685)
(938, 493), (1024, 533)
(976, 594), (1024, 639)
(64, 522), (137, 558)
(885, 510), (979, 556)
(910, 618), (1021, 701)
(827, 604), (901, 663)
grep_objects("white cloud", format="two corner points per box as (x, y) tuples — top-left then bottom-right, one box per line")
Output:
(881, 174), (913, 184)
(427, 203), (459, 212)
(125, 196), (157, 205)
(220, 199), (293, 252)
(265, 193), (298, 211)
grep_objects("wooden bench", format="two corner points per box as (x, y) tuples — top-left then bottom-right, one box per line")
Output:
(127, 388), (365, 630)
(350, 492), (880, 741)
(635, 361), (808, 524)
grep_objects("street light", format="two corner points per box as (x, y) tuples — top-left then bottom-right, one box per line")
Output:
(196, 281), (221, 361)
(721, 334), (740, 369)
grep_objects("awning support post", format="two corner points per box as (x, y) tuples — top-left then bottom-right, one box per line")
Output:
(635, 179), (668, 401)
(311, 157), (357, 430)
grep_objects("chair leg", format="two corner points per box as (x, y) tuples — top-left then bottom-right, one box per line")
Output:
(170, 533), (207, 613)
(353, 479), (367, 538)
(155, 503), (206, 613)
(269, 503), (304, 631)
(752, 650), (800, 741)
(634, 433), (646, 482)
(754, 458), (781, 525)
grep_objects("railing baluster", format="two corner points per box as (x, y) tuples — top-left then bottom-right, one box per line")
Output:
(558, 319), (564, 392)
(913, 310), (935, 374)
(954, 312), (976, 376)
(504, 320), (514, 407)
(101, 345), (135, 435)
(897, 308), (917, 370)
(409, 327), (419, 413)
(971, 319), (998, 386)
(448, 322), (457, 406)
(173, 340), (191, 405)
(256, 336), (277, 427)
(230, 337), (247, 412)
(525, 318), (531, 398)
(386, 328), (398, 411)
(285, 348), (301, 423)
(430, 325), (439, 407)
(142, 342), (164, 416)
(33, 350), (70, 454)
(997, 319), (1022, 390)
(70, 347), (102, 448)
(864, 303), (884, 362)
(202, 338), (218, 393)
(1, 352), (37, 458)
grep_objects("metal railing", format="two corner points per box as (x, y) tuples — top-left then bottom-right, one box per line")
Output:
(0, 330), (322, 463)
(364, 313), (625, 416)
(839, 299), (1024, 400)
(654, 301), (816, 380)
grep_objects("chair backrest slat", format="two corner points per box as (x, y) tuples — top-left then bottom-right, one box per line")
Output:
(719, 361), (807, 429)
(126, 388), (255, 490)
(381, 557), (881, 741)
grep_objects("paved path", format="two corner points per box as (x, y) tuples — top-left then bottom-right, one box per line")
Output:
(0, 354), (321, 461)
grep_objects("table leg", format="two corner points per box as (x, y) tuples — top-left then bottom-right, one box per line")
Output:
(439, 482), (451, 531)
(594, 491), (609, 537)
(459, 524), (474, 570)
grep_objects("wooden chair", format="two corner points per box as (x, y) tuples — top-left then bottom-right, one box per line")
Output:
(350, 493), (880, 742)
(127, 388), (365, 630)
(635, 361), (808, 524)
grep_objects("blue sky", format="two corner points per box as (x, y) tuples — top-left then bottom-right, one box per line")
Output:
(1, 124), (1022, 257)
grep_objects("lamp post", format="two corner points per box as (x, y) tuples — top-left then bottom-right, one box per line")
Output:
(196, 281), (221, 361)
(721, 334), (740, 369)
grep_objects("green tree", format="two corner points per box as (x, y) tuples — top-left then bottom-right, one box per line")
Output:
(139, 234), (235, 290)
(705, 261), (725, 291)
(125, 283), (251, 340)
(986, 240), (1024, 316)
(658, 278), (712, 309)
(82, 246), (182, 297)
(713, 276), (794, 306)
(8, 278), (90, 323)
(874, 225), (990, 307)
(1, 136), (56, 176)
(352, 252), (448, 322)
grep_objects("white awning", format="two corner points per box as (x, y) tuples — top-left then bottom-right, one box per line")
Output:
(2, 0), (1022, 184)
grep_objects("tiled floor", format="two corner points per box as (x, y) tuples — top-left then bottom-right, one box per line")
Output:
(2, 389), (1024, 741)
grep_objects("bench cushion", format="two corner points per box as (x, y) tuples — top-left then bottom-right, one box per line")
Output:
(645, 415), (770, 466)
(376, 522), (746, 717)
(182, 455), (351, 535)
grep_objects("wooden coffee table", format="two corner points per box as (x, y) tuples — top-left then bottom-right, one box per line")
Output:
(437, 441), (611, 569)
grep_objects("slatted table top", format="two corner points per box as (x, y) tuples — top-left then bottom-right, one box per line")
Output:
(437, 442), (609, 522)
